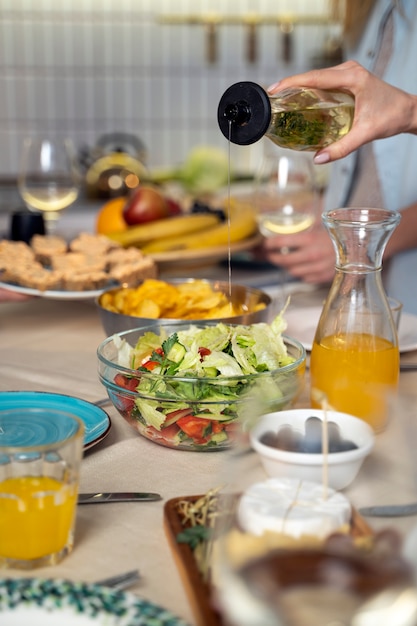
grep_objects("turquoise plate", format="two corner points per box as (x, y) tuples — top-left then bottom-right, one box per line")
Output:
(0, 391), (111, 450)
(0, 578), (189, 625)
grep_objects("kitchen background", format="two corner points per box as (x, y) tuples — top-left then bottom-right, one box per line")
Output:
(0, 0), (343, 184)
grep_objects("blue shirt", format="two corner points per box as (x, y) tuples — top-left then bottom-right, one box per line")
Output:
(324, 0), (417, 314)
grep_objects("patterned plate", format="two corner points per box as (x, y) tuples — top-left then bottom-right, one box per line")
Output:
(0, 391), (111, 451)
(0, 578), (189, 625)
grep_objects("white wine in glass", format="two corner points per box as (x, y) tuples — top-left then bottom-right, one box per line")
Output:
(18, 137), (80, 235)
(255, 147), (319, 240)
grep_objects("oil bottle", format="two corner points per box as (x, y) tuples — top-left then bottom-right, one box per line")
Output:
(217, 81), (354, 151)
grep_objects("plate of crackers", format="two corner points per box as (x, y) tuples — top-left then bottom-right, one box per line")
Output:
(0, 233), (157, 300)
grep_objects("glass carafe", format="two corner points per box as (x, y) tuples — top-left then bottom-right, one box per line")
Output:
(310, 207), (401, 433)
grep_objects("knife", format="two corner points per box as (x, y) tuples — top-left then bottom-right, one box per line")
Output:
(358, 503), (417, 517)
(78, 492), (162, 504)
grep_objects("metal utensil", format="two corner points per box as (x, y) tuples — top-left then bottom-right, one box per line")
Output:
(94, 397), (112, 407)
(359, 503), (417, 517)
(95, 569), (140, 590)
(78, 492), (161, 504)
(400, 363), (417, 371)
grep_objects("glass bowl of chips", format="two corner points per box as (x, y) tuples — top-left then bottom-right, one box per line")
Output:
(97, 319), (306, 451)
(96, 278), (272, 336)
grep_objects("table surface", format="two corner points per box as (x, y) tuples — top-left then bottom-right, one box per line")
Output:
(1, 277), (417, 625)
(0, 286), (417, 624)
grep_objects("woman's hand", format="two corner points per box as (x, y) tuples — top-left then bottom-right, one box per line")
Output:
(0, 288), (33, 302)
(260, 226), (336, 284)
(268, 61), (417, 163)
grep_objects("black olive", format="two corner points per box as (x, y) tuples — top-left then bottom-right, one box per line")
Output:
(335, 439), (358, 452)
(303, 416), (323, 453)
(276, 425), (302, 452)
(259, 430), (280, 448)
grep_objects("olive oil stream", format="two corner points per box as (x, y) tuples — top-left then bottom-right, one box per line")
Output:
(227, 121), (233, 307)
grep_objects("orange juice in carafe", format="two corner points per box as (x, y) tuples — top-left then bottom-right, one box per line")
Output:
(311, 332), (399, 432)
(310, 207), (401, 433)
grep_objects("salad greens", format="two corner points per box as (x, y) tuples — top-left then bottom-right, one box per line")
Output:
(112, 312), (303, 449)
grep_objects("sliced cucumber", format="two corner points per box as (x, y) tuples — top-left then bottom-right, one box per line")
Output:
(166, 341), (186, 363)
(211, 431), (228, 444)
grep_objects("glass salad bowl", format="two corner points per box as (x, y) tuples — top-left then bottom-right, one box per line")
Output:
(97, 319), (306, 451)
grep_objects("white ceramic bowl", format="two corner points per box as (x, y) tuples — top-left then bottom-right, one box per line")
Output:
(250, 409), (374, 490)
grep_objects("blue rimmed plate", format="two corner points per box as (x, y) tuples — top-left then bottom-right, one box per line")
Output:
(0, 391), (111, 451)
(0, 578), (189, 625)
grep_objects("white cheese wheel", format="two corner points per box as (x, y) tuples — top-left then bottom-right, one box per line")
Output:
(237, 477), (351, 540)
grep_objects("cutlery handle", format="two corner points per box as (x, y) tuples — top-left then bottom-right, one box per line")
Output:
(95, 569), (140, 590)
(78, 492), (161, 504)
(359, 503), (417, 517)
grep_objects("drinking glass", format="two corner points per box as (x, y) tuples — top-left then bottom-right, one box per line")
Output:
(254, 145), (320, 243)
(253, 145), (320, 307)
(212, 427), (417, 626)
(0, 407), (84, 569)
(18, 137), (80, 235)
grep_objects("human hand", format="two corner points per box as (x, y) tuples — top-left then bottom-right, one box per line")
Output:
(0, 288), (33, 302)
(260, 226), (336, 284)
(268, 61), (417, 163)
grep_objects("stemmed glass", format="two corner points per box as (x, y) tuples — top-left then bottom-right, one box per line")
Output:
(254, 144), (320, 304)
(212, 433), (417, 626)
(18, 137), (80, 236)
(255, 145), (319, 241)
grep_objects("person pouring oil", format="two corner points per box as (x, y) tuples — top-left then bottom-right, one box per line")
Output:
(217, 81), (354, 152)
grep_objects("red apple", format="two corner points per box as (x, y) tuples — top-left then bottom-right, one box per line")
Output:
(123, 186), (170, 225)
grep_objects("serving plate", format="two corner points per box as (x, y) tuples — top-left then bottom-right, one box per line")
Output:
(164, 495), (373, 626)
(0, 234), (261, 291)
(148, 233), (262, 267)
(0, 279), (110, 301)
(0, 391), (111, 450)
(285, 306), (417, 353)
(0, 577), (188, 625)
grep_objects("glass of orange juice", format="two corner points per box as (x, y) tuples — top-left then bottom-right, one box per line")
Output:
(0, 407), (84, 569)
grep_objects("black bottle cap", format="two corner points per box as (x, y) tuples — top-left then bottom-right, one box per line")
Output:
(10, 208), (45, 243)
(217, 81), (271, 146)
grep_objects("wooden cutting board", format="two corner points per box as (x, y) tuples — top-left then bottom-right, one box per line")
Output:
(164, 495), (374, 626)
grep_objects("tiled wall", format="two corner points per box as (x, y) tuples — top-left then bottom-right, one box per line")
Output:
(0, 0), (339, 177)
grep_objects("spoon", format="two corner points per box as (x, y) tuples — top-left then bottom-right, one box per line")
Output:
(359, 503), (417, 517)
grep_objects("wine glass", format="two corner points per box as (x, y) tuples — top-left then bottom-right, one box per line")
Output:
(212, 436), (417, 626)
(252, 145), (320, 306)
(18, 137), (80, 235)
(255, 144), (320, 242)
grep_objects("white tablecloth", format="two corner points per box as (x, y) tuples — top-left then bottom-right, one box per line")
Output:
(1, 293), (417, 625)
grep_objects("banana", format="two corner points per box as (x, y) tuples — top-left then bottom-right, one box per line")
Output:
(106, 213), (220, 247)
(140, 198), (258, 253)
